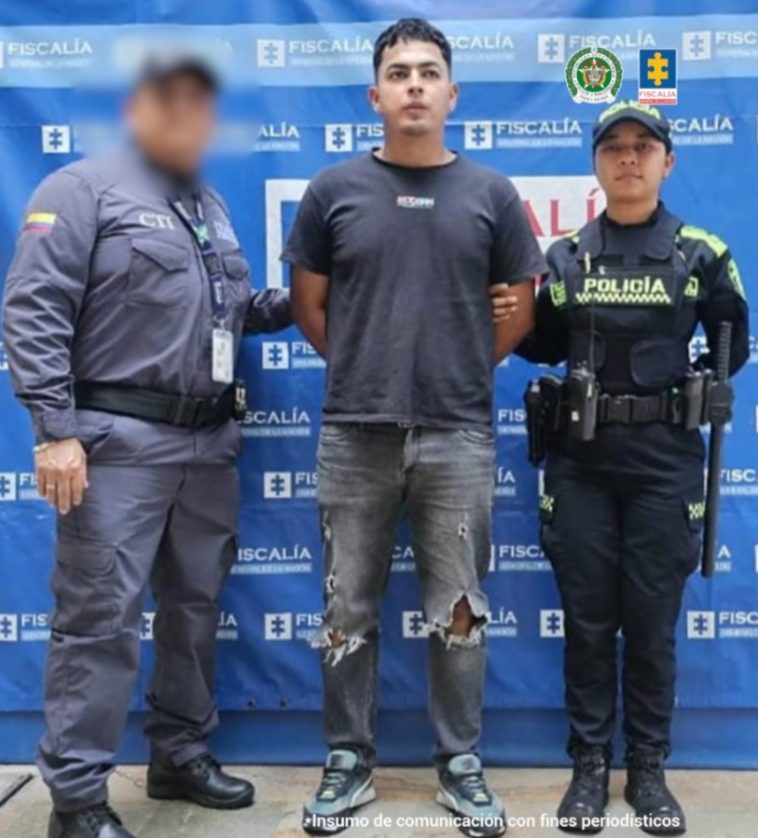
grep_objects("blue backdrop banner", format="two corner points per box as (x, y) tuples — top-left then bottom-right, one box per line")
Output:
(0, 1), (756, 767)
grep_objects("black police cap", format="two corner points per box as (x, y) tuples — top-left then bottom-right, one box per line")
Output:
(592, 100), (672, 153)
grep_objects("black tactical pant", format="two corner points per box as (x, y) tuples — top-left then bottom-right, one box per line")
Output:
(540, 424), (705, 760)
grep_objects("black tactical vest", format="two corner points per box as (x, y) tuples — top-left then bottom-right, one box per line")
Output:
(559, 209), (698, 396)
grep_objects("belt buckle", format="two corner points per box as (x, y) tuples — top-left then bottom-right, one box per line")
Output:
(171, 395), (203, 427)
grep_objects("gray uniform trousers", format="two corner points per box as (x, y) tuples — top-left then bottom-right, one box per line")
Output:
(39, 415), (239, 813)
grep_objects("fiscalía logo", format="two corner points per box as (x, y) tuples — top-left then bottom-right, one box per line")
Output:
(233, 544), (313, 575)
(671, 115), (734, 146)
(492, 542), (550, 572)
(261, 340), (324, 370)
(265, 612), (293, 640)
(325, 123), (383, 153)
(263, 471), (317, 500)
(494, 467), (517, 498)
(41, 125), (71, 154)
(257, 35), (373, 68)
(638, 49), (677, 106)
(487, 606), (518, 638)
(0, 472), (39, 502)
(447, 32), (516, 55)
(240, 407), (312, 438)
(690, 610), (758, 640)
(265, 611), (323, 641)
(687, 610), (715, 639)
(3, 39), (95, 71)
(684, 30), (758, 61)
(391, 544), (416, 573)
(565, 47), (623, 104)
(0, 614), (18, 642)
(402, 610), (431, 639)
(567, 31), (655, 53)
(537, 34), (566, 64)
(540, 609), (565, 637)
(256, 39), (286, 68)
(464, 119), (582, 151)
(720, 468), (758, 496)
(255, 121), (301, 153)
(216, 611), (239, 640)
(682, 31), (712, 61)
(496, 407), (527, 436)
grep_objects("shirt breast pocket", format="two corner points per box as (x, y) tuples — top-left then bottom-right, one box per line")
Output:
(127, 237), (191, 307)
(222, 251), (252, 308)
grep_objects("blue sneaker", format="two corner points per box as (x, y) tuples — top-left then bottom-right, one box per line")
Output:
(436, 754), (507, 838)
(302, 749), (376, 834)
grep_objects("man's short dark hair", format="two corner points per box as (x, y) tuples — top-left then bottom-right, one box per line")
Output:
(373, 18), (452, 77)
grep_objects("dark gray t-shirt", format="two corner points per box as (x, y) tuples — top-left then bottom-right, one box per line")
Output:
(281, 152), (547, 428)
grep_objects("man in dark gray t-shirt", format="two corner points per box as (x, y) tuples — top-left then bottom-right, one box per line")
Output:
(282, 19), (546, 838)
(283, 151), (543, 429)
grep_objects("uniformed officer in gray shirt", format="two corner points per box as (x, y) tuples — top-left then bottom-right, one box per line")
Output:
(2, 51), (291, 838)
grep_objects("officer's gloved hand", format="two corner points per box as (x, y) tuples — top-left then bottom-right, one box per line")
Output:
(34, 438), (89, 515)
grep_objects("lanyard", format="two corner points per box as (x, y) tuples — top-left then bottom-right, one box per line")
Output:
(169, 195), (228, 327)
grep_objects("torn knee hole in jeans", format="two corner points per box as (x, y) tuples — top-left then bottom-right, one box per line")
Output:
(428, 591), (489, 649)
(310, 624), (367, 666)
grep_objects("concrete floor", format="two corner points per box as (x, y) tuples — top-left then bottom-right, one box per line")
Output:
(0, 765), (756, 838)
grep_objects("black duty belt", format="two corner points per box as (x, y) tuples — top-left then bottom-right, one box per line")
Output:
(74, 382), (235, 429)
(553, 390), (685, 427)
(595, 391), (682, 425)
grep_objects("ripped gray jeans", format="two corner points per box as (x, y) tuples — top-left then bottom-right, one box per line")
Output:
(314, 422), (495, 769)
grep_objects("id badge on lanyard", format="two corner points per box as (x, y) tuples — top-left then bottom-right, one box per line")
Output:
(170, 195), (234, 383)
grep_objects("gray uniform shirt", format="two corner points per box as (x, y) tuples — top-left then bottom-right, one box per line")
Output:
(2, 146), (291, 460)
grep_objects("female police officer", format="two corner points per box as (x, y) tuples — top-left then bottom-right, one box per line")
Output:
(517, 102), (749, 835)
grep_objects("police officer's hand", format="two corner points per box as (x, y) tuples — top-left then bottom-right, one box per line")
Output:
(490, 284), (519, 323)
(35, 438), (89, 515)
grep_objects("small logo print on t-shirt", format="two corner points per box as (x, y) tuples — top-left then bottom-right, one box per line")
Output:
(396, 195), (435, 210)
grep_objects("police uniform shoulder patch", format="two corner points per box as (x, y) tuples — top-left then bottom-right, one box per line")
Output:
(678, 225), (728, 258)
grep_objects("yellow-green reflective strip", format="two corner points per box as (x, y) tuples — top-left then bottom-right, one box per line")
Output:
(679, 225), (727, 258)
(727, 258), (747, 301)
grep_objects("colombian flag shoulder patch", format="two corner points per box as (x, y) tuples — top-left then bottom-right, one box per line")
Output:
(22, 212), (57, 233)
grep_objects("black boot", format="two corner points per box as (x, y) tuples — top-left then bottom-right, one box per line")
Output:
(147, 753), (254, 810)
(557, 746), (610, 834)
(48, 804), (137, 838)
(624, 749), (686, 836)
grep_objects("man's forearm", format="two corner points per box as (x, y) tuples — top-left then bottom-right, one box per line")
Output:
(494, 315), (535, 365)
(493, 279), (537, 364)
(295, 307), (328, 358)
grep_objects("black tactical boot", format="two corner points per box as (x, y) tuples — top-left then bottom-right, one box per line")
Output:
(147, 753), (254, 809)
(557, 746), (610, 834)
(624, 749), (686, 836)
(48, 803), (137, 838)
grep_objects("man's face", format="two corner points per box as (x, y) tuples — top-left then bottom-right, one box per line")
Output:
(369, 40), (457, 137)
(594, 120), (674, 205)
(129, 72), (215, 172)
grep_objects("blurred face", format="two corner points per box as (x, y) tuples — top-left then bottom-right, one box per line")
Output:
(129, 72), (215, 174)
(594, 120), (674, 206)
(369, 40), (457, 137)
